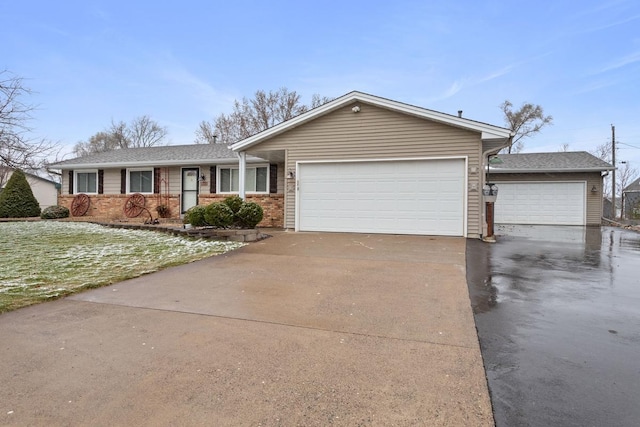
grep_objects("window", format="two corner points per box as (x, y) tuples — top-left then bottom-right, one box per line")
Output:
(75, 170), (97, 194)
(219, 166), (268, 193)
(128, 169), (153, 193)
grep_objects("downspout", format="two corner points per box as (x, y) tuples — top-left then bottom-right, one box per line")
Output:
(237, 151), (246, 200)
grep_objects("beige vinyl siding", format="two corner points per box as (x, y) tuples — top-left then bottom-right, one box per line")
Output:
(247, 102), (483, 236)
(491, 172), (603, 225)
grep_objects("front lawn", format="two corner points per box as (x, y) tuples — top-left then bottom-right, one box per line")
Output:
(0, 221), (245, 313)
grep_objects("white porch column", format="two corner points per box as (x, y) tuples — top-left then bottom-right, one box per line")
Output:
(238, 151), (246, 200)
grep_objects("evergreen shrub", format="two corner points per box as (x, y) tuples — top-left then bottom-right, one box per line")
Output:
(0, 170), (41, 218)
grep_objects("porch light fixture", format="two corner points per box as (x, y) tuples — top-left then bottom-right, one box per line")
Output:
(287, 170), (295, 179)
(199, 174), (206, 182)
(591, 185), (597, 193)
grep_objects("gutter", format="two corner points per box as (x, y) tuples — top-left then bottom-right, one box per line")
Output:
(489, 167), (616, 174)
(47, 157), (267, 170)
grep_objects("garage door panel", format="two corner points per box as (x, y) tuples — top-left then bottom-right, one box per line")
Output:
(298, 160), (465, 236)
(495, 182), (585, 225)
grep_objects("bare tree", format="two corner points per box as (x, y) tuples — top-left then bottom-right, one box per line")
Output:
(591, 142), (613, 197)
(128, 115), (168, 147)
(500, 100), (553, 154)
(194, 120), (218, 144)
(0, 70), (59, 186)
(73, 116), (168, 156)
(72, 132), (120, 157)
(618, 162), (638, 218)
(196, 89), (333, 145)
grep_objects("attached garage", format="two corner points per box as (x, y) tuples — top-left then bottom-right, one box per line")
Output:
(494, 182), (585, 225)
(297, 159), (466, 235)
(489, 152), (614, 227)
(231, 91), (514, 238)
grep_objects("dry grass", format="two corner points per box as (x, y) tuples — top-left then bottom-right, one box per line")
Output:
(0, 221), (244, 313)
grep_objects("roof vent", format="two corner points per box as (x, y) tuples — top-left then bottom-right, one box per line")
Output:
(458, 110), (463, 118)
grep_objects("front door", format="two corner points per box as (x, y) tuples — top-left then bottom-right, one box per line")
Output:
(181, 168), (199, 213)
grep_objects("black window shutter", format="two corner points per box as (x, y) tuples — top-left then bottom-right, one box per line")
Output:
(98, 170), (104, 194)
(68, 170), (74, 195)
(120, 169), (126, 194)
(154, 168), (160, 194)
(269, 164), (278, 194)
(210, 166), (217, 193)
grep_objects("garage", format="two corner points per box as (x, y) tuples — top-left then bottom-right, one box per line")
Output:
(494, 182), (586, 225)
(297, 159), (466, 236)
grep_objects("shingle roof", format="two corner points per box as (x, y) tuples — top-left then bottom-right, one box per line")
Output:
(624, 177), (640, 192)
(489, 151), (614, 173)
(48, 144), (259, 169)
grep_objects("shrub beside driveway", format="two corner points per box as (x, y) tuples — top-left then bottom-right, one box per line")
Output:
(0, 221), (244, 313)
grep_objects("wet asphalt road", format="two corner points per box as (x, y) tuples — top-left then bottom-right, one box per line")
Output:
(467, 225), (640, 427)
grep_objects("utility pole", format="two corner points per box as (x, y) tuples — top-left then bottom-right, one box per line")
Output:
(611, 124), (616, 219)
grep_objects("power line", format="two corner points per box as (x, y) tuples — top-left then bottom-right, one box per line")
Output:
(618, 142), (640, 150)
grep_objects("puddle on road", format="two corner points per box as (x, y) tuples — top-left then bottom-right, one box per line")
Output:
(467, 226), (640, 427)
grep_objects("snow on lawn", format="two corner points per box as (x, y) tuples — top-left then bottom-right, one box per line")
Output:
(0, 221), (245, 310)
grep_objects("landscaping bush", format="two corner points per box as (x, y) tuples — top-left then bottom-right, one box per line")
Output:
(204, 202), (234, 228)
(223, 195), (244, 214)
(155, 204), (170, 218)
(236, 202), (264, 228)
(0, 170), (41, 218)
(41, 205), (70, 219)
(184, 205), (207, 227)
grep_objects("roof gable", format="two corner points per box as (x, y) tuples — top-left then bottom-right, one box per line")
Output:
(624, 177), (640, 192)
(231, 91), (512, 151)
(489, 152), (614, 173)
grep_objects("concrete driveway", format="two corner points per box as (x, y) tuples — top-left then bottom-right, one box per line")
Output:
(467, 225), (640, 427)
(0, 232), (492, 426)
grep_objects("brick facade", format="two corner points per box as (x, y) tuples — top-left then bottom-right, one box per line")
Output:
(59, 193), (285, 228)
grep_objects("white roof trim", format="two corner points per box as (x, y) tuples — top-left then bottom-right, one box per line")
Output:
(231, 91), (513, 151)
(49, 158), (266, 170)
(490, 166), (614, 173)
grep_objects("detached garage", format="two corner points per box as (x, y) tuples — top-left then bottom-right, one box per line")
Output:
(489, 152), (614, 226)
(231, 91), (513, 238)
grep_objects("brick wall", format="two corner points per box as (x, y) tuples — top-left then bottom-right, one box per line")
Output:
(59, 193), (285, 228)
(198, 194), (284, 228)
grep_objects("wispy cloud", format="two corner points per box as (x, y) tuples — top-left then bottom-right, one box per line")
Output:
(594, 50), (640, 74)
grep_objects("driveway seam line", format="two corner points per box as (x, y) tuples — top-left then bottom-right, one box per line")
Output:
(71, 299), (476, 350)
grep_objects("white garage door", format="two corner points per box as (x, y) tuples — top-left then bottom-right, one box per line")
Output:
(297, 159), (466, 236)
(494, 182), (586, 225)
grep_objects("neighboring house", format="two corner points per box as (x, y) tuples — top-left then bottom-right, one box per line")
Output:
(48, 144), (285, 226)
(0, 168), (60, 210)
(623, 177), (640, 219)
(602, 197), (622, 221)
(488, 152), (614, 226)
(49, 91), (513, 238)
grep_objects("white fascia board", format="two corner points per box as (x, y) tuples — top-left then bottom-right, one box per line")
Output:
(490, 167), (615, 173)
(48, 157), (266, 170)
(231, 91), (512, 151)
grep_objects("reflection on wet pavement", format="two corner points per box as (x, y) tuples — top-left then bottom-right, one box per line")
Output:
(467, 225), (640, 427)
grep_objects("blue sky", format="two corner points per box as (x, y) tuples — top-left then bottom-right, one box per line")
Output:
(4, 0), (640, 166)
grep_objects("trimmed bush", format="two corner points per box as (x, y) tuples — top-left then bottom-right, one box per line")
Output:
(223, 195), (244, 214)
(204, 202), (234, 228)
(0, 170), (41, 218)
(184, 205), (207, 226)
(236, 202), (264, 228)
(41, 205), (70, 219)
